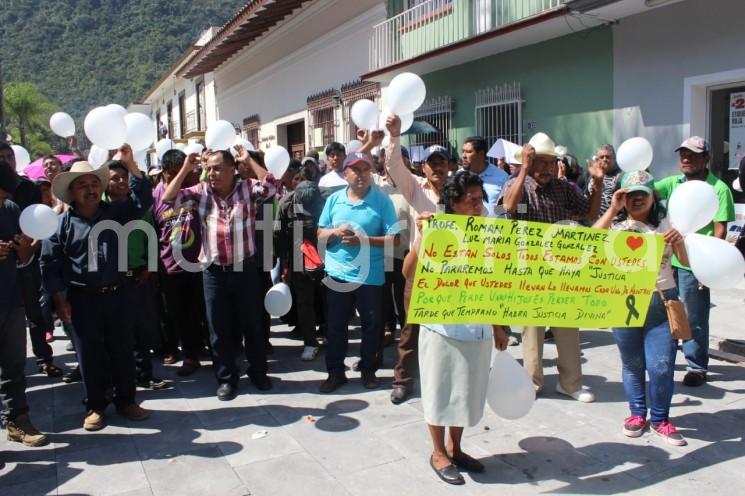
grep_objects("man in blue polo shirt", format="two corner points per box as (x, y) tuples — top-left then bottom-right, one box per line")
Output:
(655, 136), (735, 387)
(317, 151), (400, 393)
(462, 136), (508, 217)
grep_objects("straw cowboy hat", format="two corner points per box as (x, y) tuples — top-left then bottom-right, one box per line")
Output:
(514, 132), (560, 162)
(52, 161), (109, 205)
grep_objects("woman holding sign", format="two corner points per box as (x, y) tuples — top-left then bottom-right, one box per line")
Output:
(405, 171), (509, 485)
(593, 170), (688, 446)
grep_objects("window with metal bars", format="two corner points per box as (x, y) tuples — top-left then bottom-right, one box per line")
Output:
(410, 96), (453, 160)
(474, 81), (522, 147)
(341, 80), (381, 143)
(307, 89), (338, 150)
(242, 114), (260, 149)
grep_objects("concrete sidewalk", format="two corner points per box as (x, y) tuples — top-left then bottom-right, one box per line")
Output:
(2, 307), (745, 495)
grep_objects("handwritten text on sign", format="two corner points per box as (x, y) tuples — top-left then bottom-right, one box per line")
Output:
(408, 215), (664, 328)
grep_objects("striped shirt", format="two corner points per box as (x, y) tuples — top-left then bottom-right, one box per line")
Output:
(176, 176), (277, 266)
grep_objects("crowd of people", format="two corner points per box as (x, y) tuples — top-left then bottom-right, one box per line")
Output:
(0, 112), (738, 484)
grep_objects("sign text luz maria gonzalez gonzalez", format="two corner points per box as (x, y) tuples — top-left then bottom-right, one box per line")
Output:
(408, 214), (663, 328)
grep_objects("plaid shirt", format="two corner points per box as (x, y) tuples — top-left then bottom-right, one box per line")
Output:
(504, 176), (590, 224)
(176, 176), (277, 266)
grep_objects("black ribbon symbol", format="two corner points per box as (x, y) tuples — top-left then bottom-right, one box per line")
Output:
(625, 295), (640, 325)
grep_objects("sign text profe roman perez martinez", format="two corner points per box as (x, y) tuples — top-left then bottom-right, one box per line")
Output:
(407, 214), (663, 328)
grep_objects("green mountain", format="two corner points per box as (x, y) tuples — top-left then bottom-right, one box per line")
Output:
(0, 0), (239, 121)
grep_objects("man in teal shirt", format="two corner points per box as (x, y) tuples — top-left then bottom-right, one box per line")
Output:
(654, 136), (735, 387)
(317, 151), (400, 393)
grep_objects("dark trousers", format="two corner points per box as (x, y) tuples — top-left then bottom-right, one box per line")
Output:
(130, 275), (155, 380)
(382, 257), (406, 331)
(203, 264), (267, 386)
(19, 262), (53, 365)
(392, 323), (419, 389)
(68, 285), (136, 411)
(325, 281), (383, 376)
(292, 272), (321, 347)
(160, 270), (206, 360)
(0, 306), (29, 423)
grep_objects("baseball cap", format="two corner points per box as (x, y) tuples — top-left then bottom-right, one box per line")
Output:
(343, 152), (373, 170)
(423, 145), (450, 163)
(620, 170), (655, 195)
(301, 156), (318, 166)
(675, 136), (709, 154)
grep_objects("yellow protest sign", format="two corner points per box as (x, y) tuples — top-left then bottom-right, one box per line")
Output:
(408, 214), (664, 328)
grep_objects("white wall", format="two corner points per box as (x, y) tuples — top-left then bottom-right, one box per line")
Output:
(214, 3), (386, 147)
(613, 0), (745, 177)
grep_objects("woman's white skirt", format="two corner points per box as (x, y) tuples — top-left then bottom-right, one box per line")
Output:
(418, 326), (492, 427)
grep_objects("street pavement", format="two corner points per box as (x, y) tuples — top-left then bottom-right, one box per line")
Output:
(2, 291), (744, 496)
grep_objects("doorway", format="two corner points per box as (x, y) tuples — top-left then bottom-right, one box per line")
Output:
(286, 121), (306, 160)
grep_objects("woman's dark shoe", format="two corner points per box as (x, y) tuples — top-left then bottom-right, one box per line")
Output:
(450, 452), (485, 473)
(217, 383), (238, 401)
(430, 455), (465, 485)
(39, 362), (63, 378)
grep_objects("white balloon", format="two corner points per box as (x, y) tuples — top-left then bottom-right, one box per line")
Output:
(84, 106), (127, 150)
(20, 204), (58, 240)
(106, 103), (128, 118)
(685, 233), (745, 290)
(387, 72), (426, 116)
(486, 351), (535, 420)
(155, 139), (175, 161)
(49, 112), (76, 138)
(124, 113), (155, 151)
(232, 137), (255, 157)
(668, 181), (719, 235)
(11, 145), (30, 171)
(346, 140), (363, 153)
(87, 145), (109, 168)
(175, 143), (186, 152)
(205, 120), (236, 151)
(184, 143), (204, 156)
(616, 137), (654, 172)
(264, 282), (292, 316)
(378, 108), (414, 134)
(265, 146), (291, 178)
(351, 99), (379, 130)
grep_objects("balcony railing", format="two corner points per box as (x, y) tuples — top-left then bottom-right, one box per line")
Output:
(369, 0), (567, 72)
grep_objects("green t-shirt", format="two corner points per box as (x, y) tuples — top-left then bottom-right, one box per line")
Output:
(654, 170), (735, 269)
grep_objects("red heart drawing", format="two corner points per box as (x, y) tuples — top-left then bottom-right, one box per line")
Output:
(626, 236), (644, 251)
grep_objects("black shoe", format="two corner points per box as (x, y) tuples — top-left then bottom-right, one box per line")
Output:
(137, 377), (168, 390)
(319, 374), (348, 393)
(361, 370), (380, 389)
(430, 455), (465, 485)
(390, 386), (411, 404)
(217, 383), (238, 401)
(683, 371), (706, 387)
(250, 374), (273, 391)
(451, 453), (485, 473)
(62, 367), (81, 383)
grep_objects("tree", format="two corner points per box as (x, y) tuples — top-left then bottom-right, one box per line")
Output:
(3, 81), (55, 149)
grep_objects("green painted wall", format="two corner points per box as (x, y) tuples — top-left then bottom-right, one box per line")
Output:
(412, 26), (614, 163)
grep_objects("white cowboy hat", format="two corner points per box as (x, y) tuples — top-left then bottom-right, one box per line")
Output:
(514, 132), (560, 162)
(52, 161), (109, 205)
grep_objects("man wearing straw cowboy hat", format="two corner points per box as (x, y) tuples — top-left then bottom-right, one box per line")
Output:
(40, 149), (153, 431)
(502, 132), (604, 403)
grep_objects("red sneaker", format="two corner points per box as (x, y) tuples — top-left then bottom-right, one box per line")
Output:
(651, 420), (687, 446)
(623, 415), (647, 438)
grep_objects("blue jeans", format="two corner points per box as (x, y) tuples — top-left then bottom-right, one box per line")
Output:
(612, 289), (677, 423)
(325, 279), (383, 376)
(674, 267), (710, 373)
